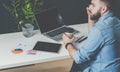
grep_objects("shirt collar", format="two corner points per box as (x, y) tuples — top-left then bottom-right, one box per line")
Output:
(95, 12), (113, 26)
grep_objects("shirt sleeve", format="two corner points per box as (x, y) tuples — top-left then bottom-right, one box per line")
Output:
(74, 27), (105, 64)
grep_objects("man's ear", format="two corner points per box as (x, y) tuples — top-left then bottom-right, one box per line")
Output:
(101, 6), (108, 14)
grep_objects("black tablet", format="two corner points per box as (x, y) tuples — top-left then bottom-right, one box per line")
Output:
(33, 41), (61, 53)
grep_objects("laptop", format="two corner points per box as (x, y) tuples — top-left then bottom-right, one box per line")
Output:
(35, 8), (79, 41)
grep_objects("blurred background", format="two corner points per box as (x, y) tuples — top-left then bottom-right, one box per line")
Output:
(0, 0), (119, 34)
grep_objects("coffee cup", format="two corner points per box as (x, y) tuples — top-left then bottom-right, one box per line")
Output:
(65, 32), (74, 39)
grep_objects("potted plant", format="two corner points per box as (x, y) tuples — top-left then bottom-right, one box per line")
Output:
(0, 0), (44, 31)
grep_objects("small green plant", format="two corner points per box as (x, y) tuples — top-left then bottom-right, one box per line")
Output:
(0, 0), (44, 31)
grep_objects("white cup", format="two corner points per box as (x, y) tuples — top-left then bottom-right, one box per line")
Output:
(65, 32), (74, 39)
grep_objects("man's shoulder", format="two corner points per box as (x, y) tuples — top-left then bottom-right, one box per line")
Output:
(95, 15), (120, 30)
(104, 16), (120, 26)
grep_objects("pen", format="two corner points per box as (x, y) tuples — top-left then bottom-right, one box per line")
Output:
(77, 36), (87, 43)
(75, 36), (84, 42)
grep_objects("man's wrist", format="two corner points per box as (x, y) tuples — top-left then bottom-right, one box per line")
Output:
(65, 43), (73, 49)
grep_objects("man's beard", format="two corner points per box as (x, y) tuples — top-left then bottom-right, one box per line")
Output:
(90, 12), (101, 21)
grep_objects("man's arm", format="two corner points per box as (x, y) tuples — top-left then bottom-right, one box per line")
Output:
(74, 28), (104, 64)
(62, 33), (77, 58)
(66, 43), (77, 58)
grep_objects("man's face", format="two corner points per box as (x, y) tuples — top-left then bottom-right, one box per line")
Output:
(88, 0), (103, 20)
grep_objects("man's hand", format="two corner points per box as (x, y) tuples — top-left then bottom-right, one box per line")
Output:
(86, 7), (96, 30)
(62, 33), (75, 45)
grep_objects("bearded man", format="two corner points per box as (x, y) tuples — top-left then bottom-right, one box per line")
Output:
(62, 0), (120, 72)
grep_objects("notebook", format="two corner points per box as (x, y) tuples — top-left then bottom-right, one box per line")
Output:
(35, 8), (79, 41)
(33, 41), (61, 53)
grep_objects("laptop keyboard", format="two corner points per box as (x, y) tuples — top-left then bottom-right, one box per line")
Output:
(47, 27), (75, 37)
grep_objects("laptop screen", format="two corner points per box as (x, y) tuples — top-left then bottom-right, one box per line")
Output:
(35, 8), (64, 33)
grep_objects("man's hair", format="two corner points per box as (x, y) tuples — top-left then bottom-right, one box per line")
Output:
(100, 0), (115, 11)
(100, 0), (120, 18)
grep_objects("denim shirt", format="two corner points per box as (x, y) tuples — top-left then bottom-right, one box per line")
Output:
(74, 12), (120, 72)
